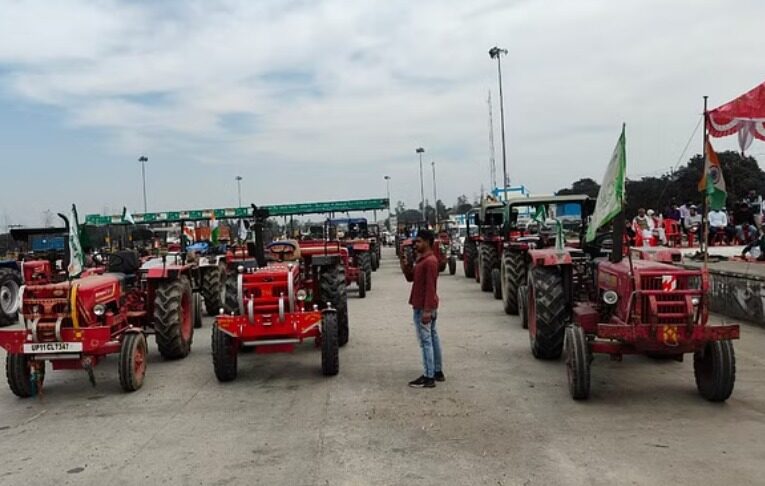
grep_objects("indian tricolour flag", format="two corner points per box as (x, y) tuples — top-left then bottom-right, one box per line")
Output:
(210, 213), (220, 244)
(698, 139), (727, 211)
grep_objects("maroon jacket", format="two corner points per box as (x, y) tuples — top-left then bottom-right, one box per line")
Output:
(404, 251), (439, 311)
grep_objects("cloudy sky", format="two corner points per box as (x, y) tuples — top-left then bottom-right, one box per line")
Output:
(1, 0), (763, 228)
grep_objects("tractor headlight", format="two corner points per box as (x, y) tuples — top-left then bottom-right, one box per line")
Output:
(32, 304), (41, 314)
(237, 265), (245, 274)
(691, 297), (700, 306)
(296, 289), (308, 301)
(93, 304), (106, 316)
(602, 290), (619, 305)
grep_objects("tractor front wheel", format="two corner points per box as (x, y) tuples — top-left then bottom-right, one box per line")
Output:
(501, 251), (525, 315)
(212, 324), (238, 382)
(479, 244), (497, 292)
(529, 267), (567, 360)
(321, 312), (339, 376)
(463, 240), (477, 278)
(6, 354), (44, 398)
(119, 332), (147, 392)
(320, 263), (349, 347)
(448, 256), (457, 275)
(371, 251), (379, 271)
(694, 340), (735, 402)
(491, 268), (502, 300)
(358, 272), (367, 299)
(153, 276), (194, 360)
(565, 325), (591, 400)
(360, 253), (372, 291)
(518, 285), (529, 329)
(201, 266), (223, 316)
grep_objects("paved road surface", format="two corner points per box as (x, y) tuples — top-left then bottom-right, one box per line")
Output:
(1, 248), (764, 485)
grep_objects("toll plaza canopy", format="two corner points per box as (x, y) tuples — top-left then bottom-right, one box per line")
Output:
(707, 80), (765, 152)
(84, 198), (389, 225)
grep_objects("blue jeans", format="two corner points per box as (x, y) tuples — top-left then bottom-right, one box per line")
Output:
(413, 309), (443, 379)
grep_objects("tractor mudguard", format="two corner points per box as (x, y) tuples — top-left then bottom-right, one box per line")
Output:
(527, 248), (574, 267)
(351, 243), (370, 252)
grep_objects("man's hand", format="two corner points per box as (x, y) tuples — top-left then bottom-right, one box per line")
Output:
(421, 310), (432, 324)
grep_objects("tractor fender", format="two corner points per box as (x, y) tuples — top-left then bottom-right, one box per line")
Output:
(145, 265), (192, 280)
(352, 243), (370, 252)
(527, 248), (574, 267)
(312, 255), (342, 267)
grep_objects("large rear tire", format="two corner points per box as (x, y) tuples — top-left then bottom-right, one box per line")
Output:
(530, 267), (567, 360)
(448, 256), (457, 275)
(320, 263), (349, 347)
(201, 266), (222, 316)
(222, 271), (239, 315)
(694, 340), (735, 402)
(321, 312), (339, 376)
(565, 325), (591, 400)
(464, 240), (477, 278)
(479, 243), (498, 292)
(6, 354), (44, 398)
(119, 333), (147, 392)
(358, 272), (367, 299)
(192, 291), (203, 329)
(492, 268), (502, 299)
(212, 323), (238, 382)
(360, 253), (372, 291)
(0, 268), (22, 327)
(371, 251), (379, 271)
(501, 251), (524, 315)
(153, 276), (194, 360)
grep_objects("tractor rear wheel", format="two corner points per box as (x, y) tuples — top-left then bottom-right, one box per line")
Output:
(530, 267), (567, 360)
(153, 276), (194, 360)
(212, 323), (238, 382)
(491, 268), (502, 299)
(565, 325), (591, 400)
(479, 243), (498, 292)
(518, 285), (529, 329)
(119, 332), (147, 392)
(222, 271), (240, 315)
(694, 340), (735, 402)
(358, 272), (367, 299)
(321, 312), (339, 376)
(6, 354), (44, 398)
(463, 240), (477, 278)
(0, 268), (22, 327)
(501, 251), (524, 315)
(371, 251), (379, 272)
(448, 256), (457, 275)
(201, 266), (222, 316)
(320, 263), (349, 347)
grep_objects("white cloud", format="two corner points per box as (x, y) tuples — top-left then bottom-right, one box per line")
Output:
(0, 0), (763, 224)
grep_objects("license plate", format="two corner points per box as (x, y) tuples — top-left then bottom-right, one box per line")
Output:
(23, 342), (83, 354)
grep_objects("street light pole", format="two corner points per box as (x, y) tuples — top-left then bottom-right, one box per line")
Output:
(235, 176), (243, 207)
(384, 176), (392, 217)
(138, 156), (148, 213)
(431, 161), (438, 224)
(416, 147), (425, 222)
(489, 46), (509, 198)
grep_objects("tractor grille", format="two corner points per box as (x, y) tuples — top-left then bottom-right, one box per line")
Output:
(639, 274), (698, 325)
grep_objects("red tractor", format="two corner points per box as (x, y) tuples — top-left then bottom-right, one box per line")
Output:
(212, 207), (348, 381)
(398, 224), (448, 273)
(476, 203), (506, 297)
(521, 210), (740, 401)
(0, 219), (195, 398)
(436, 220), (459, 275)
(462, 209), (480, 279)
(327, 218), (373, 293)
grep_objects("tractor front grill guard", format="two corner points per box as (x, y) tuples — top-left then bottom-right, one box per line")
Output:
(622, 270), (704, 329)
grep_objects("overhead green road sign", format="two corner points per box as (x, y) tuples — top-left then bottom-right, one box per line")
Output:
(265, 198), (389, 216)
(84, 198), (389, 226)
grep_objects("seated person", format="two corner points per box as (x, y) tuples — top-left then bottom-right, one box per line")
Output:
(733, 202), (758, 243)
(707, 207), (728, 244)
(742, 233), (765, 261)
(683, 205), (702, 240)
(633, 208), (666, 245)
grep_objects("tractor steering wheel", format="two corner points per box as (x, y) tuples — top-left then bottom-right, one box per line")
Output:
(266, 241), (298, 260)
(107, 252), (124, 270)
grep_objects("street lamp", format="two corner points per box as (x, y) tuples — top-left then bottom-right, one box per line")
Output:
(138, 156), (148, 213)
(431, 161), (438, 224)
(235, 176), (243, 207)
(416, 147), (425, 221)
(489, 46), (509, 197)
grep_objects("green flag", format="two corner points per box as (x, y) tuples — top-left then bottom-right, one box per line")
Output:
(586, 125), (626, 242)
(121, 206), (135, 224)
(67, 204), (85, 277)
(532, 205), (547, 224)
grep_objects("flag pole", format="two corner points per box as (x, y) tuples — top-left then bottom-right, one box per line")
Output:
(702, 96), (709, 270)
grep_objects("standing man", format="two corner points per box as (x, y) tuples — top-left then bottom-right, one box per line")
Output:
(400, 229), (444, 388)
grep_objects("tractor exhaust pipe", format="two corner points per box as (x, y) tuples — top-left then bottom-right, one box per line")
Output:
(611, 210), (624, 264)
(251, 205), (269, 268)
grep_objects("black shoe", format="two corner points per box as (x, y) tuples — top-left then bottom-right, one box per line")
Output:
(434, 371), (445, 382)
(408, 375), (436, 388)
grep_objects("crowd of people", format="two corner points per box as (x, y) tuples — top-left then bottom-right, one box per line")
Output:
(627, 191), (764, 259)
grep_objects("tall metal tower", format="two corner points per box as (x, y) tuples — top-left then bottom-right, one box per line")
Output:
(487, 90), (498, 192)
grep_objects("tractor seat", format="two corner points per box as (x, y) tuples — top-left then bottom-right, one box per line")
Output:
(267, 240), (302, 262)
(108, 250), (141, 275)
